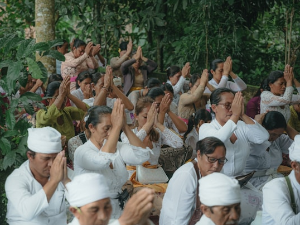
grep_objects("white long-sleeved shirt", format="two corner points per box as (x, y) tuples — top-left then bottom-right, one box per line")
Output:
(159, 162), (199, 225)
(74, 140), (152, 219)
(262, 170), (300, 224)
(199, 119), (269, 177)
(121, 127), (183, 165)
(5, 160), (67, 225)
(167, 76), (186, 105)
(68, 217), (120, 225)
(70, 88), (84, 107)
(244, 134), (293, 189)
(204, 75), (247, 94)
(260, 86), (300, 122)
(195, 215), (215, 225)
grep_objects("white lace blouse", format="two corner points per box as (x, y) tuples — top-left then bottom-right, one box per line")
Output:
(260, 86), (300, 122)
(121, 127), (183, 165)
(73, 139), (152, 219)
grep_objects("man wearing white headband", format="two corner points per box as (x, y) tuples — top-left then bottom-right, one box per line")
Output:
(262, 134), (300, 224)
(67, 173), (155, 225)
(196, 172), (241, 225)
(5, 127), (70, 225)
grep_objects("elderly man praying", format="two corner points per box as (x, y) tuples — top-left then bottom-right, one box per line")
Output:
(5, 127), (70, 225)
(196, 172), (241, 225)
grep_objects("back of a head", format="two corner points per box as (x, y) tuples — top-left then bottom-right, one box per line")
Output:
(199, 172), (241, 207)
(47, 74), (63, 85)
(166, 66), (181, 80)
(45, 81), (61, 97)
(146, 78), (161, 89)
(119, 42), (128, 51)
(135, 96), (154, 115)
(210, 87), (235, 105)
(262, 111), (287, 130)
(147, 87), (165, 100)
(92, 72), (104, 84)
(196, 136), (226, 156)
(263, 70), (284, 91)
(190, 73), (201, 87)
(73, 38), (86, 49)
(160, 82), (174, 94)
(85, 106), (112, 130)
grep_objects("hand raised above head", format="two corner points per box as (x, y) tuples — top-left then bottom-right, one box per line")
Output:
(223, 56), (232, 76)
(159, 93), (171, 114)
(111, 98), (125, 131)
(200, 69), (209, 86)
(104, 66), (113, 88)
(182, 62), (190, 78)
(127, 40), (133, 54)
(231, 91), (243, 118)
(85, 42), (94, 56)
(92, 44), (101, 56)
(284, 64), (293, 85)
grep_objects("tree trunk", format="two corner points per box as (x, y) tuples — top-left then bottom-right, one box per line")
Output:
(35, 0), (56, 74)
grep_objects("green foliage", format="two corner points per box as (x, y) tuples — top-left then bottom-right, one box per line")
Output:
(0, 32), (64, 171)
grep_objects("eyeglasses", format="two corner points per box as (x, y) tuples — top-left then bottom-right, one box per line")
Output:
(205, 154), (228, 165)
(217, 103), (232, 110)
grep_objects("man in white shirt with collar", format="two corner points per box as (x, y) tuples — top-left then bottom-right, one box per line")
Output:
(262, 134), (300, 224)
(196, 172), (241, 225)
(5, 127), (70, 225)
(67, 173), (155, 225)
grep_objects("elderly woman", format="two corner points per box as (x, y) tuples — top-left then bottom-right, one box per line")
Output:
(36, 76), (88, 141)
(160, 137), (227, 225)
(61, 38), (100, 91)
(74, 100), (152, 219)
(205, 56), (247, 94)
(260, 64), (300, 122)
(121, 46), (157, 95)
(178, 70), (214, 123)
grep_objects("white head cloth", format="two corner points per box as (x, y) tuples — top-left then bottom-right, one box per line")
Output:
(67, 173), (110, 207)
(113, 77), (122, 87)
(289, 135), (300, 162)
(27, 127), (62, 154)
(199, 172), (241, 207)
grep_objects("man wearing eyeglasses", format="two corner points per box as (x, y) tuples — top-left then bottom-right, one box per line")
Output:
(160, 137), (228, 225)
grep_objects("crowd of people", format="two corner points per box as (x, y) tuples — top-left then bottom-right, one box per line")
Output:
(3, 38), (300, 225)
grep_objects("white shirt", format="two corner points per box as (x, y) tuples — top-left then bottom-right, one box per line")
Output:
(204, 75), (247, 94)
(70, 88), (84, 106)
(5, 160), (67, 225)
(195, 215), (215, 225)
(199, 119), (269, 177)
(159, 162), (199, 225)
(244, 134), (293, 188)
(260, 87), (300, 122)
(185, 127), (199, 158)
(167, 76), (186, 105)
(121, 127), (183, 165)
(74, 140), (151, 219)
(262, 170), (300, 224)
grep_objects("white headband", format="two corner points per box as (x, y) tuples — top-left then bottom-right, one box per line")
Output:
(289, 135), (300, 162)
(199, 173), (241, 207)
(27, 127), (62, 154)
(67, 173), (110, 207)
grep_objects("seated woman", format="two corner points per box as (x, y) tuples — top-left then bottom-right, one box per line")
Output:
(160, 82), (178, 115)
(178, 70), (214, 123)
(160, 137), (227, 225)
(184, 109), (212, 157)
(121, 97), (183, 179)
(61, 38), (100, 91)
(128, 77), (161, 111)
(166, 63), (190, 105)
(121, 46), (157, 95)
(205, 56), (247, 94)
(70, 70), (93, 106)
(35, 76), (88, 141)
(244, 111), (297, 190)
(246, 80), (265, 119)
(147, 87), (187, 134)
(261, 65), (300, 122)
(74, 100), (152, 219)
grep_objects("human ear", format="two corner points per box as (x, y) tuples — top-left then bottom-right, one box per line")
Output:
(201, 205), (212, 218)
(211, 104), (217, 114)
(70, 207), (80, 219)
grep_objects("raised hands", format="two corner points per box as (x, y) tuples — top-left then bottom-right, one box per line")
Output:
(127, 40), (133, 55)
(50, 151), (67, 184)
(119, 188), (154, 225)
(159, 93), (171, 114)
(111, 99), (125, 131)
(59, 76), (70, 97)
(142, 103), (157, 134)
(284, 64), (293, 86)
(104, 66), (113, 89)
(85, 42), (93, 56)
(200, 69), (209, 87)
(182, 62), (191, 78)
(223, 56), (232, 76)
(230, 91), (243, 120)
(134, 46), (142, 61)
(92, 44), (101, 56)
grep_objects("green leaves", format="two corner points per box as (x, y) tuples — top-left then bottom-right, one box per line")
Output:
(21, 92), (42, 102)
(26, 57), (43, 79)
(44, 50), (65, 61)
(5, 109), (16, 130)
(2, 151), (16, 170)
(0, 138), (11, 155)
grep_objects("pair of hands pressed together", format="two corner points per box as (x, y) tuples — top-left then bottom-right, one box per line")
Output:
(84, 42), (101, 57)
(49, 150), (70, 186)
(134, 46), (148, 62)
(222, 56), (237, 78)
